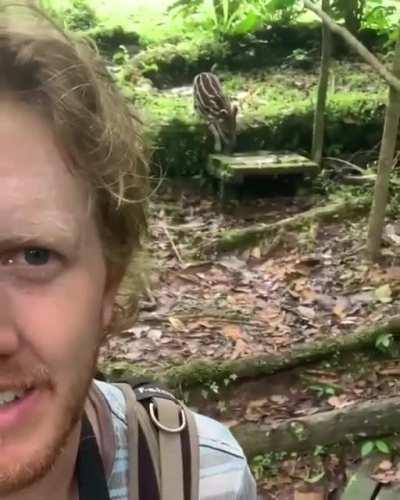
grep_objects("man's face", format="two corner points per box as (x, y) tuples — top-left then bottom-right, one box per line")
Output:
(0, 98), (116, 493)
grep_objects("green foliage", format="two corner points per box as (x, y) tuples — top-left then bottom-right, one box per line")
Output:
(361, 439), (391, 457)
(376, 440), (391, 454)
(331, 0), (366, 34)
(251, 451), (290, 480)
(361, 440), (375, 457)
(42, 0), (398, 48)
(313, 444), (327, 456)
(375, 333), (394, 353)
(309, 383), (336, 398)
(168, 0), (301, 37)
(363, 0), (400, 40)
(64, 0), (98, 31)
(128, 72), (385, 177)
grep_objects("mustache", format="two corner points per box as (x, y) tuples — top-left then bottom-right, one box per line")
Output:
(0, 364), (51, 391)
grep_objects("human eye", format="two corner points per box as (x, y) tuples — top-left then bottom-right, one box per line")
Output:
(0, 247), (63, 282)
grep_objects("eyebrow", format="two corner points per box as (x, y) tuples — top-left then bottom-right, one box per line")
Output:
(0, 220), (81, 253)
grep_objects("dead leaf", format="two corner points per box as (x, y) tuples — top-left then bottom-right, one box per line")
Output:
(301, 288), (319, 301)
(378, 460), (393, 472)
(375, 284), (393, 303)
(333, 297), (349, 319)
(241, 249), (251, 260)
(122, 325), (150, 338)
(386, 266), (400, 281)
(297, 255), (322, 267)
(244, 398), (269, 421)
(251, 246), (261, 259)
(384, 224), (400, 245)
(175, 273), (201, 285)
(147, 329), (163, 342)
(298, 306), (316, 320)
(294, 489), (325, 500)
(380, 368), (400, 376)
(219, 256), (246, 271)
(327, 395), (351, 409)
(230, 339), (248, 360)
(257, 305), (281, 323)
(270, 394), (289, 405)
(315, 293), (336, 310)
(222, 324), (243, 341)
(168, 316), (187, 332)
(371, 462), (400, 484)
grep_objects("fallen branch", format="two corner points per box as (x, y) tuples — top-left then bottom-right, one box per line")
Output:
(210, 197), (371, 253)
(232, 396), (400, 458)
(140, 311), (262, 325)
(324, 157), (365, 174)
(303, 0), (400, 94)
(102, 316), (400, 389)
(161, 221), (185, 267)
(342, 174), (376, 185)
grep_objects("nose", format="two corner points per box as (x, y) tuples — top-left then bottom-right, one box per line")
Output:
(0, 287), (20, 356)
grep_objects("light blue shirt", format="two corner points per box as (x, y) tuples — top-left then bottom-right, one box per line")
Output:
(95, 381), (257, 499)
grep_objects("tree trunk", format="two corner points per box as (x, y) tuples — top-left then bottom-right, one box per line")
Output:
(232, 396), (400, 457)
(367, 32), (400, 261)
(212, 197), (370, 252)
(303, 1), (400, 94)
(103, 316), (400, 389)
(312, 0), (332, 165)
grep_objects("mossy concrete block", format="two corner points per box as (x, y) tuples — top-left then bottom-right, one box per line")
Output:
(207, 150), (320, 184)
(342, 460), (379, 500)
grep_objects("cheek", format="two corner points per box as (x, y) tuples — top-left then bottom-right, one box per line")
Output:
(12, 266), (107, 373)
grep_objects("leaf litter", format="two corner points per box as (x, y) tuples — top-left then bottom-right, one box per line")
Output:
(102, 185), (400, 368)
(100, 183), (400, 497)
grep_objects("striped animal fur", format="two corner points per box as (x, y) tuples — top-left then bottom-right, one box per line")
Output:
(193, 72), (237, 154)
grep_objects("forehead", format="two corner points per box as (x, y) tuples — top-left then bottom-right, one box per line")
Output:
(0, 98), (90, 229)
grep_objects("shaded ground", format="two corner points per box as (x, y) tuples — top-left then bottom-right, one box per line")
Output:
(102, 182), (400, 367)
(188, 352), (400, 497)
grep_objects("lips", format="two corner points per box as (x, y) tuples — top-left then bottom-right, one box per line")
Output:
(0, 387), (42, 431)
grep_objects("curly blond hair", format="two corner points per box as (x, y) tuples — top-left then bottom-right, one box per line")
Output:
(0, 1), (149, 331)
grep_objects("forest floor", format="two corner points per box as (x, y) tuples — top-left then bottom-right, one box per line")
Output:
(101, 179), (400, 498)
(103, 180), (400, 366)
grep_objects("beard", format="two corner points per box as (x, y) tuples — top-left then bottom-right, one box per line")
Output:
(0, 350), (99, 495)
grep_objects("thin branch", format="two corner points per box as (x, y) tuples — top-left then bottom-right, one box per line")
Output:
(303, 0), (400, 94)
(161, 222), (185, 267)
(324, 156), (364, 174)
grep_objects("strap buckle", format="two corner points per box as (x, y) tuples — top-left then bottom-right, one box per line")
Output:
(149, 401), (187, 433)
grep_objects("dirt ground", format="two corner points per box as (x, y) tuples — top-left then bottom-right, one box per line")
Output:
(101, 179), (400, 498)
(102, 181), (400, 367)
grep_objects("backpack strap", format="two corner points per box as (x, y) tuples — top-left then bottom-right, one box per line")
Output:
(115, 383), (161, 499)
(185, 407), (200, 500)
(76, 412), (111, 500)
(156, 398), (184, 500)
(114, 381), (199, 500)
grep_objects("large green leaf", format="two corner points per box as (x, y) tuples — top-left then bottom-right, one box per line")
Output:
(232, 10), (262, 34)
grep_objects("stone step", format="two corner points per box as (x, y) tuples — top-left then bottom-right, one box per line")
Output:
(207, 150), (319, 183)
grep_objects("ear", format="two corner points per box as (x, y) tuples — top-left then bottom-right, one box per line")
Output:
(101, 265), (125, 330)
